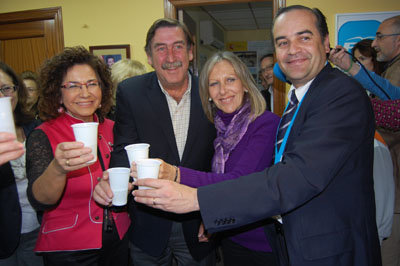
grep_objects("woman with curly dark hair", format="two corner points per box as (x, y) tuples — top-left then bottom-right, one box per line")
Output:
(26, 46), (130, 266)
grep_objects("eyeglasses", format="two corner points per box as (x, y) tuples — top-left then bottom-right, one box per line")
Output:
(61, 80), (100, 92)
(0, 85), (17, 96)
(261, 65), (274, 73)
(375, 33), (400, 40)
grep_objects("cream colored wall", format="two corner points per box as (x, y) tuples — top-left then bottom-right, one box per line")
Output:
(286, 0), (400, 45)
(226, 29), (271, 42)
(1, 0), (165, 71)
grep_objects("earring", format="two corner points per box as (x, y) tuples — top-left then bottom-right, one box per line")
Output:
(98, 104), (102, 108)
(245, 89), (249, 93)
(208, 98), (212, 102)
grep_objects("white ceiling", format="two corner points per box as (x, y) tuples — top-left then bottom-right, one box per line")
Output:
(199, 2), (273, 31)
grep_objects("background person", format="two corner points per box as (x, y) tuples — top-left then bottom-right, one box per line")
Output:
(26, 46), (130, 266)
(330, 16), (400, 266)
(259, 53), (275, 111)
(104, 18), (217, 266)
(133, 5), (381, 266)
(20, 70), (40, 118)
(108, 59), (146, 120)
(0, 62), (42, 265)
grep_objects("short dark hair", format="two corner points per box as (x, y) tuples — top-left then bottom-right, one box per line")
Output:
(144, 18), (194, 55)
(38, 46), (113, 122)
(260, 53), (274, 64)
(0, 62), (34, 125)
(273, 5), (329, 41)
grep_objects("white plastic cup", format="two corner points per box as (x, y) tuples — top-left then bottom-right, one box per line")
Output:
(107, 167), (130, 206)
(71, 122), (99, 163)
(0, 97), (16, 135)
(124, 143), (150, 166)
(136, 159), (161, 190)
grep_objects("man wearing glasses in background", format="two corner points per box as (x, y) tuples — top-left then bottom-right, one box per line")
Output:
(330, 15), (400, 266)
(259, 54), (275, 111)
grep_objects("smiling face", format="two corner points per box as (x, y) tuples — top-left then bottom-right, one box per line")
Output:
(273, 9), (330, 88)
(61, 64), (102, 122)
(208, 60), (246, 114)
(260, 56), (274, 86)
(147, 26), (193, 91)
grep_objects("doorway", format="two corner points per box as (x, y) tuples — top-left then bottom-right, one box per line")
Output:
(0, 7), (64, 74)
(164, 0), (286, 116)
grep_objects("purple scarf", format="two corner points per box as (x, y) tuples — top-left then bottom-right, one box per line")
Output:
(212, 99), (253, 173)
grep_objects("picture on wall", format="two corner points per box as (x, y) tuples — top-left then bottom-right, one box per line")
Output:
(89, 45), (131, 68)
(336, 11), (400, 51)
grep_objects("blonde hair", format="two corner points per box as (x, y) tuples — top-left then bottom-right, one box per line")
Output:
(199, 51), (266, 123)
(111, 59), (146, 103)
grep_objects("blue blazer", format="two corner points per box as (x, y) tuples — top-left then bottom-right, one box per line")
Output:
(110, 72), (216, 259)
(198, 65), (381, 266)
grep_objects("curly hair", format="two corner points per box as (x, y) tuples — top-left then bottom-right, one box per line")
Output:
(38, 46), (113, 122)
(0, 61), (34, 126)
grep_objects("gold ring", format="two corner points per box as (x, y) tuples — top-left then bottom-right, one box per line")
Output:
(153, 198), (156, 206)
(66, 159), (70, 167)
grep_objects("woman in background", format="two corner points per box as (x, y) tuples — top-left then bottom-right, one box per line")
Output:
(20, 70), (40, 118)
(108, 59), (146, 120)
(26, 47), (130, 266)
(0, 62), (42, 266)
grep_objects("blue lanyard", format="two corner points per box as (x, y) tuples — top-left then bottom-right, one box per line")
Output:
(274, 91), (307, 164)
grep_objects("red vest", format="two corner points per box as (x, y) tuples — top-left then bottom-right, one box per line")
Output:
(35, 113), (130, 252)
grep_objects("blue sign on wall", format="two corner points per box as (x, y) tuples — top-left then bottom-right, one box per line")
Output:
(338, 20), (380, 51)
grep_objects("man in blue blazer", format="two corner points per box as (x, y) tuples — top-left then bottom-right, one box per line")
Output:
(109, 19), (216, 265)
(134, 5), (381, 266)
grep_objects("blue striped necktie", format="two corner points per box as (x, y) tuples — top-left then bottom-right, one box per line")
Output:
(276, 92), (298, 151)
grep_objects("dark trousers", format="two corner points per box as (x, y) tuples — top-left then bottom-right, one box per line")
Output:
(130, 221), (215, 266)
(43, 220), (129, 266)
(221, 238), (278, 266)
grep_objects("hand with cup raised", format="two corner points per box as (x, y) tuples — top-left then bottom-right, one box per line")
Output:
(0, 132), (24, 166)
(132, 178), (199, 214)
(131, 159), (179, 183)
(93, 170), (134, 206)
(53, 141), (94, 174)
(31, 141), (94, 205)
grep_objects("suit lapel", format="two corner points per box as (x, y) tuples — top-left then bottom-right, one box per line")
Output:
(145, 73), (180, 161)
(181, 76), (201, 165)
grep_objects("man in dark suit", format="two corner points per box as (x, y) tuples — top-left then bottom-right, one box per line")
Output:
(133, 5), (381, 266)
(108, 18), (216, 265)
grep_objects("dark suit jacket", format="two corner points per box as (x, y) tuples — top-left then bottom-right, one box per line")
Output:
(198, 65), (381, 266)
(110, 72), (216, 259)
(0, 120), (40, 259)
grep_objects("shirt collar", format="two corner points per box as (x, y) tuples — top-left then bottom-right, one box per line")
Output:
(288, 78), (315, 103)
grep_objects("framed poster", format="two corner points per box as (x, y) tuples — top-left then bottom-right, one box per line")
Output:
(89, 45), (131, 67)
(336, 11), (400, 51)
